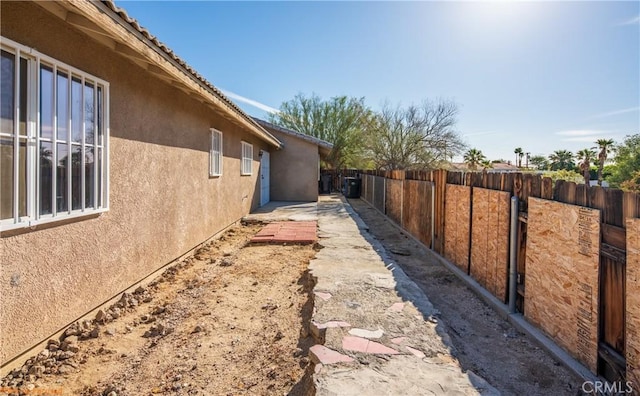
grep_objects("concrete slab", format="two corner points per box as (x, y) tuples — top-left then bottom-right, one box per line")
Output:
(243, 201), (319, 222)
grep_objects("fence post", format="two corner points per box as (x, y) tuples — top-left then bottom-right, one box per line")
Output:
(509, 196), (519, 314)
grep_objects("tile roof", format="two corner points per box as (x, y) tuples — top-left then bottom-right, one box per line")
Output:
(252, 118), (333, 150)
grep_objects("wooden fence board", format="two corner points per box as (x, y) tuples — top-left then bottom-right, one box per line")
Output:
(373, 176), (385, 213)
(471, 188), (489, 287)
(402, 180), (433, 248)
(470, 188), (510, 302)
(385, 179), (403, 226)
(626, 218), (640, 385)
(525, 198), (601, 372)
(433, 170), (447, 254)
(444, 184), (471, 273)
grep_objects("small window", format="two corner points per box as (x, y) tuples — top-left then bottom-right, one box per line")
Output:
(210, 129), (222, 176)
(241, 141), (252, 176)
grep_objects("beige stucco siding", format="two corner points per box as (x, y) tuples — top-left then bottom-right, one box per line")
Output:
(267, 129), (319, 202)
(1, 2), (267, 365)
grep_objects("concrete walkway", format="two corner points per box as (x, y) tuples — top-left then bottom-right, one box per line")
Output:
(247, 195), (499, 395)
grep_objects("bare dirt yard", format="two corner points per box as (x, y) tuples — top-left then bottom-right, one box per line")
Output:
(1, 223), (317, 396)
(348, 198), (585, 396)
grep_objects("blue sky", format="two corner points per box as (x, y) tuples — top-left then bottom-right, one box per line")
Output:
(117, 1), (639, 163)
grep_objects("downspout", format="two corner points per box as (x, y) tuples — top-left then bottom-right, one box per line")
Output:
(508, 196), (519, 313)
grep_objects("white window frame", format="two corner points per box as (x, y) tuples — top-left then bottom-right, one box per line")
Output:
(209, 128), (222, 177)
(0, 37), (110, 232)
(241, 141), (253, 176)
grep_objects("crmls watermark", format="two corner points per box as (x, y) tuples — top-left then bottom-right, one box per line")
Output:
(581, 381), (634, 394)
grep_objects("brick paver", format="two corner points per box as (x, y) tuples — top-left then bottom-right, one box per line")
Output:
(250, 221), (317, 244)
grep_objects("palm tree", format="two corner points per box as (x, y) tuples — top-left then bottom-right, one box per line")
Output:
(464, 148), (486, 171)
(576, 148), (596, 185)
(594, 138), (615, 186)
(548, 150), (574, 171)
(514, 147), (523, 168)
(481, 159), (493, 171)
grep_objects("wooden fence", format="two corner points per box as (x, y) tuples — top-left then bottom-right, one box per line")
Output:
(354, 169), (640, 384)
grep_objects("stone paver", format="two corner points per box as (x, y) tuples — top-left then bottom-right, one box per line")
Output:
(309, 345), (354, 365)
(342, 336), (400, 355)
(347, 328), (384, 339)
(314, 292), (332, 301)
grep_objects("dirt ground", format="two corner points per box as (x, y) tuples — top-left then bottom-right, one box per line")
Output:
(348, 198), (585, 396)
(1, 224), (317, 396)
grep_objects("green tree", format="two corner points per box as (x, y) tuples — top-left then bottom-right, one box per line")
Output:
(608, 134), (640, 188)
(544, 169), (584, 184)
(548, 150), (574, 171)
(576, 148), (596, 185)
(364, 99), (466, 170)
(530, 155), (550, 171)
(514, 147), (523, 168)
(594, 138), (616, 186)
(620, 170), (640, 192)
(464, 148), (486, 171)
(269, 93), (370, 169)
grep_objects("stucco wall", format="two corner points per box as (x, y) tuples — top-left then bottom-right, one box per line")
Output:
(267, 129), (319, 202)
(0, 1), (269, 366)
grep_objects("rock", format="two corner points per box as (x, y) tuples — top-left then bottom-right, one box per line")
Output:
(107, 392), (117, 396)
(219, 258), (233, 267)
(134, 286), (145, 294)
(57, 364), (75, 374)
(129, 298), (138, 307)
(110, 308), (121, 319)
(28, 365), (44, 377)
(152, 306), (166, 315)
(274, 331), (284, 341)
(48, 344), (59, 352)
(105, 328), (116, 336)
(142, 296), (152, 303)
(58, 351), (75, 360)
(38, 349), (50, 360)
(90, 327), (100, 338)
(95, 309), (106, 322)
(63, 335), (78, 345)
(192, 325), (204, 334)
(65, 361), (79, 368)
(47, 339), (60, 347)
(64, 327), (79, 337)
